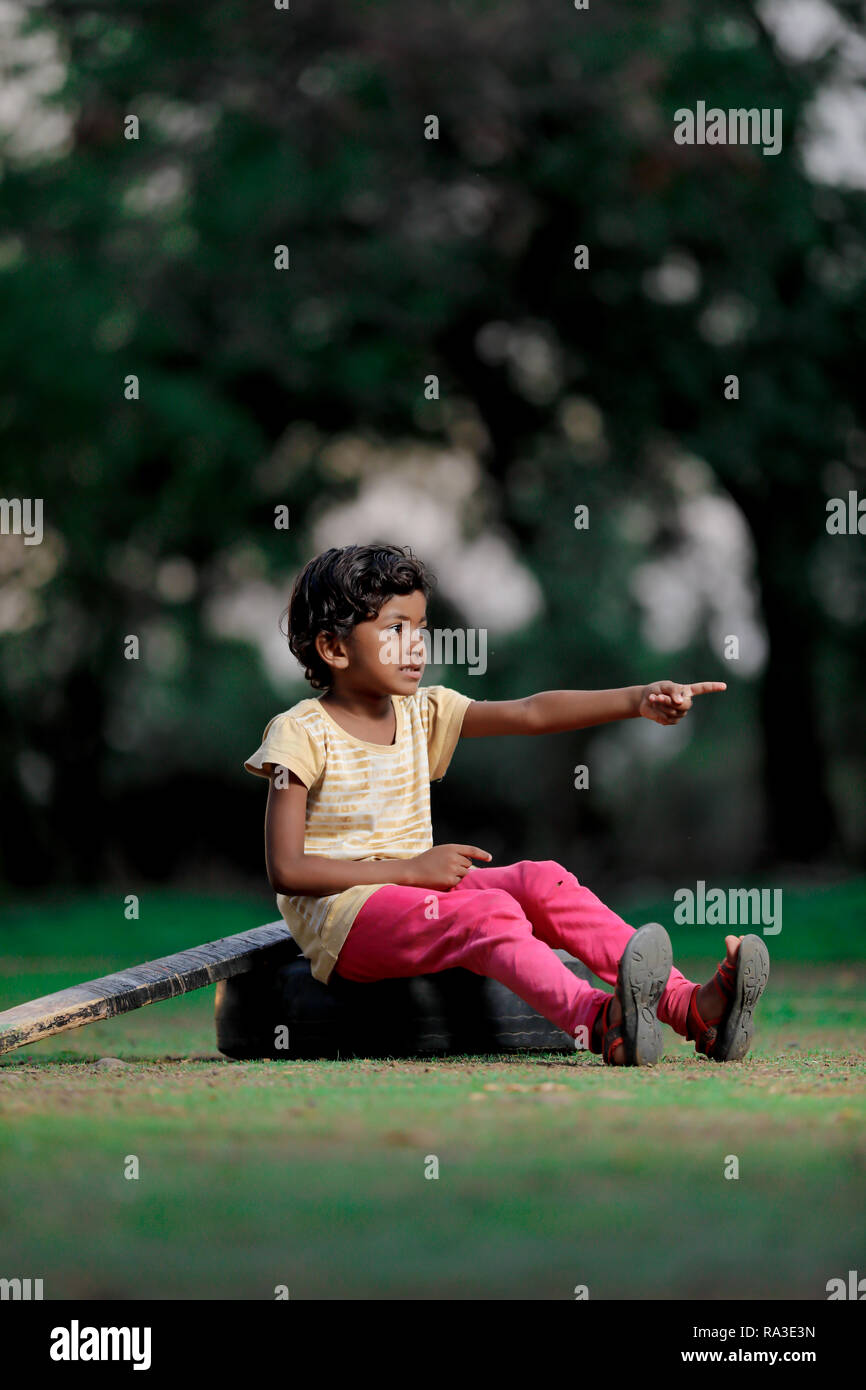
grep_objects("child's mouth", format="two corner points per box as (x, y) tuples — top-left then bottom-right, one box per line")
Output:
(399, 665), (423, 678)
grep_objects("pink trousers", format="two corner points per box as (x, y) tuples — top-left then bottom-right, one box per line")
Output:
(333, 859), (697, 1042)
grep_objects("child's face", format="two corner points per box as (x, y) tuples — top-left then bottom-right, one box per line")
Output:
(348, 589), (428, 692)
(345, 589), (428, 694)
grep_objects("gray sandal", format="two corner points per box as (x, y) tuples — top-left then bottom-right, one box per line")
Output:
(593, 922), (673, 1066)
(686, 933), (770, 1062)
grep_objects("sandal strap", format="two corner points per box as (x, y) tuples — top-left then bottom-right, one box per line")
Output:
(590, 995), (612, 1055)
(686, 954), (739, 1057)
(591, 995), (626, 1063)
(686, 983), (718, 1057)
(602, 1024), (625, 1065)
(715, 956), (737, 999)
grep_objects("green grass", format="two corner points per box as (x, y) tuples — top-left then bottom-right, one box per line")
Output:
(0, 880), (864, 1299)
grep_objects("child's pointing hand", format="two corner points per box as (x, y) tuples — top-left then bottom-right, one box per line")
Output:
(639, 680), (726, 725)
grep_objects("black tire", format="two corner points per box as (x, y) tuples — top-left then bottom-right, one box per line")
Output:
(215, 949), (593, 1060)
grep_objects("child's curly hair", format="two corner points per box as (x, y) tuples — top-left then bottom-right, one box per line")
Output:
(283, 543), (436, 690)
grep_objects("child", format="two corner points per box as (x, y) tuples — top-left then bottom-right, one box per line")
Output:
(244, 543), (770, 1065)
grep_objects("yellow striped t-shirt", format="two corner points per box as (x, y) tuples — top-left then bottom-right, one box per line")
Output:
(244, 685), (473, 983)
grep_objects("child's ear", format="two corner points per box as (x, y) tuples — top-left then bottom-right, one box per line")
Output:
(315, 631), (349, 672)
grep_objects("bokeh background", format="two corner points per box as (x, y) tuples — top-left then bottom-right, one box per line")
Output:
(1, 0), (865, 1306)
(2, 0), (866, 949)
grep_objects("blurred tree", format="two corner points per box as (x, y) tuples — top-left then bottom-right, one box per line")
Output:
(1, 0), (864, 888)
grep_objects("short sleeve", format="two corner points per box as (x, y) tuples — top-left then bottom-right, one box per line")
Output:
(244, 712), (325, 788)
(422, 685), (473, 782)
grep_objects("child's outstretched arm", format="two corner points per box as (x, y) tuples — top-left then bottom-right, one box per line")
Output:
(460, 680), (726, 738)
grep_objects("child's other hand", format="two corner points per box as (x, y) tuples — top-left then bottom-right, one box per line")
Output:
(403, 844), (493, 889)
(639, 680), (726, 725)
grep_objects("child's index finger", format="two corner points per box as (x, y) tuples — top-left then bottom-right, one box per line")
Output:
(688, 681), (727, 696)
